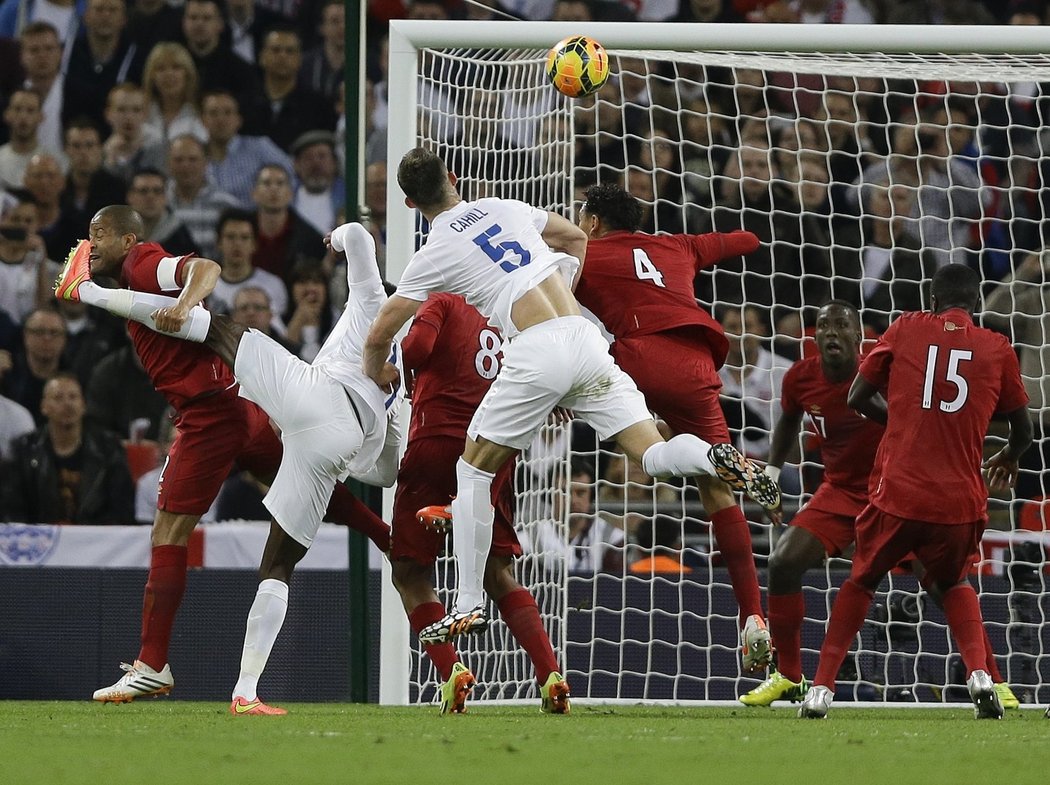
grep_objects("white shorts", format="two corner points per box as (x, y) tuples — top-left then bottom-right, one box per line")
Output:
(235, 330), (364, 547)
(467, 316), (652, 450)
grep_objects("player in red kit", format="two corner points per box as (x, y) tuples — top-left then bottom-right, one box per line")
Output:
(394, 293), (569, 714)
(798, 264), (1033, 720)
(54, 207), (390, 706)
(575, 182), (773, 671)
(739, 300), (1018, 708)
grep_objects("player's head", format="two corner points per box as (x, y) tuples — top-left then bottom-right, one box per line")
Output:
(814, 299), (862, 369)
(578, 183), (642, 238)
(930, 263), (980, 314)
(397, 147), (457, 213)
(88, 204), (144, 275)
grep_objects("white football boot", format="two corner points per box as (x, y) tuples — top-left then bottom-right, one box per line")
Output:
(798, 685), (834, 719)
(967, 669), (1003, 720)
(92, 660), (174, 703)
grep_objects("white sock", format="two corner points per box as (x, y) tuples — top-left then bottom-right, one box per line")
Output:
(79, 281), (211, 342)
(641, 434), (716, 478)
(232, 578), (289, 701)
(450, 458), (495, 613)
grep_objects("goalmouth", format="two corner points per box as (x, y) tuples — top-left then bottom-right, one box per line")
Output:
(380, 20), (1050, 709)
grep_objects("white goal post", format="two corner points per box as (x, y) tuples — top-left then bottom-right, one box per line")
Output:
(379, 20), (1050, 708)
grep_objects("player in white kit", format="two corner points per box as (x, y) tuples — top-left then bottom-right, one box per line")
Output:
(364, 148), (780, 643)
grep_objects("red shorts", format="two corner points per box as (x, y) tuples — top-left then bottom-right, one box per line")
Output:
(390, 436), (521, 566)
(158, 389), (282, 515)
(612, 331), (730, 443)
(850, 504), (982, 591)
(792, 483), (867, 557)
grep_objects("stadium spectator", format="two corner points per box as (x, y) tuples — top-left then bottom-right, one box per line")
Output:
(549, 0), (592, 21)
(880, 0), (995, 25)
(22, 151), (73, 261)
(799, 264), (1032, 720)
(0, 191), (59, 324)
(531, 458), (625, 574)
(0, 0), (84, 43)
(2, 371), (134, 523)
(280, 259), (333, 362)
(229, 286), (297, 353)
(85, 339), (168, 441)
(179, 0), (260, 111)
(1, 306), (68, 422)
(125, 167), (196, 255)
(291, 130), (343, 237)
(56, 295), (124, 389)
(242, 26), (336, 154)
(718, 305), (791, 463)
(166, 133), (240, 257)
(224, 0), (285, 65)
(391, 291), (571, 713)
(0, 89), (45, 190)
(125, 0), (183, 51)
(140, 42), (207, 144)
(363, 160), (386, 266)
(367, 147), (780, 649)
(249, 162), (325, 283)
(61, 0), (147, 131)
(202, 89), (292, 209)
(55, 206), (390, 705)
(18, 21), (65, 154)
(983, 248), (1050, 500)
(675, 0), (745, 22)
(101, 83), (167, 182)
(207, 209), (288, 319)
(0, 383), (34, 462)
(629, 516), (692, 575)
(575, 183), (771, 658)
(59, 117), (128, 235)
(299, 0), (345, 104)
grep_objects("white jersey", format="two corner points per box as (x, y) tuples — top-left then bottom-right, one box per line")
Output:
(313, 226), (404, 479)
(396, 198), (579, 338)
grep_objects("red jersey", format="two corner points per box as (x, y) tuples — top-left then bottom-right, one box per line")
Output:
(575, 230), (757, 367)
(119, 243), (234, 410)
(781, 355), (884, 499)
(858, 308), (1029, 525)
(401, 293), (501, 442)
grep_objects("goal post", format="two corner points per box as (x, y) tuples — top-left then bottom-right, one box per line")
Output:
(380, 20), (1050, 708)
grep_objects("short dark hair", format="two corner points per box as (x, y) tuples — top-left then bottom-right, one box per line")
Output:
(583, 183), (642, 232)
(570, 456), (595, 483)
(217, 207), (256, 235)
(931, 263), (980, 312)
(93, 204), (144, 238)
(397, 147), (450, 209)
(130, 166), (167, 184)
(819, 299), (861, 325)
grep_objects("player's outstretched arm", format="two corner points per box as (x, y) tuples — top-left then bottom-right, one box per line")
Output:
(847, 374), (887, 425)
(364, 295), (421, 387)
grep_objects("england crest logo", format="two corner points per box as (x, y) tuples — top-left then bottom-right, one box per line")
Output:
(0, 524), (60, 565)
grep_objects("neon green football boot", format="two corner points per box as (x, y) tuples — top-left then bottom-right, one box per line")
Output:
(540, 671), (571, 714)
(438, 662), (475, 715)
(994, 682), (1019, 710)
(739, 670), (808, 707)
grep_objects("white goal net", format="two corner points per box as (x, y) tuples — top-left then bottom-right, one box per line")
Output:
(380, 20), (1050, 707)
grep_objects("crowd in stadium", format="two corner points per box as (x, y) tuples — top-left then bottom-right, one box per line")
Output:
(0, 0), (1047, 556)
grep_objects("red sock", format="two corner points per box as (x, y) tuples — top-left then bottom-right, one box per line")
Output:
(138, 544), (187, 671)
(497, 589), (559, 685)
(814, 580), (872, 689)
(709, 506), (763, 623)
(408, 602), (459, 682)
(768, 592), (805, 682)
(940, 584), (990, 678)
(981, 624), (1004, 683)
(325, 484), (391, 552)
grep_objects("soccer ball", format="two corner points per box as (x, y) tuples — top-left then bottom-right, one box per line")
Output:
(545, 35), (609, 98)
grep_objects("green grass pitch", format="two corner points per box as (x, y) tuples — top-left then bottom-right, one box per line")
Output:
(3, 702), (1047, 785)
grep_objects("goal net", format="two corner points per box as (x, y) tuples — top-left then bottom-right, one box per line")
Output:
(380, 20), (1050, 707)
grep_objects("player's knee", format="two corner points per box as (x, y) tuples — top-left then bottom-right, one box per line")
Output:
(767, 548), (805, 594)
(483, 557), (517, 600)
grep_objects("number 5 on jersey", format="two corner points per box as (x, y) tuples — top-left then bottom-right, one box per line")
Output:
(473, 224), (532, 273)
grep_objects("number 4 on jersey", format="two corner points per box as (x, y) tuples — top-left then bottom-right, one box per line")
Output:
(633, 248), (665, 288)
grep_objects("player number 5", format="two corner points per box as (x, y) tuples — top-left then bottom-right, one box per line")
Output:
(921, 345), (971, 413)
(473, 224), (532, 273)
(633, 248), (665, 288)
